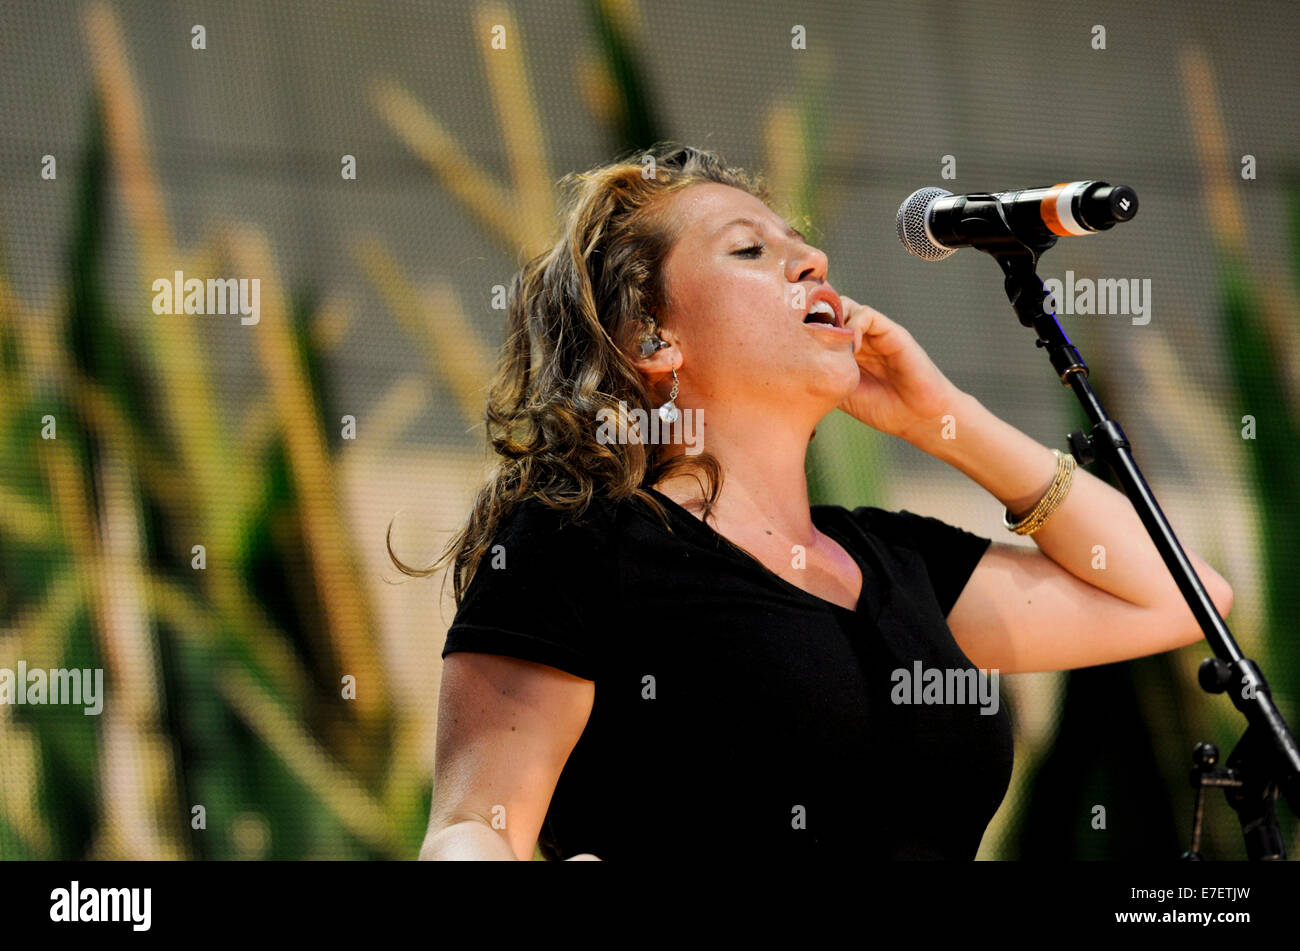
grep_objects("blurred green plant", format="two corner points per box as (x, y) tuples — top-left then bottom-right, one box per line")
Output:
(0, 2), (410, 859)
(1167, 45), (1299, 857)
(1010, 45), (1300, 860)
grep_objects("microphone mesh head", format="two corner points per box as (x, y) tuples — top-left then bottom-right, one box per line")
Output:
(896, 187), (956, 260)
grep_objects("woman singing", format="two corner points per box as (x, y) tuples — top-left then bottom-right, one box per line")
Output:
(405, 144), (1233, 861)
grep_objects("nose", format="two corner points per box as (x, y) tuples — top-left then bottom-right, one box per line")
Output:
(786, 240), (829, 285)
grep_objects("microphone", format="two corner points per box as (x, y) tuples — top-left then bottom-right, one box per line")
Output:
(896, 181), (1139, 260)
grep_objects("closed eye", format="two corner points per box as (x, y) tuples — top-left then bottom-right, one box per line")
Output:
(733, 243), (765, 258)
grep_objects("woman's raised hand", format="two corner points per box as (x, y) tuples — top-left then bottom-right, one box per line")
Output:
(836, 295), (967, 444)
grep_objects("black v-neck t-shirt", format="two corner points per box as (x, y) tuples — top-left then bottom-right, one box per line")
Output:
(440, 488), (1014, 861)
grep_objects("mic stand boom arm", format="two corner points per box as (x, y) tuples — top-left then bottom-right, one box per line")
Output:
(966, 212), (1300, 860)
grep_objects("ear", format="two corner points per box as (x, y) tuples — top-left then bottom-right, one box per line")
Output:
(631, 329), (681, 380)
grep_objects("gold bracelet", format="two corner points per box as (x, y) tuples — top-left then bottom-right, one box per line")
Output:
(1003, 448), (1076, 536)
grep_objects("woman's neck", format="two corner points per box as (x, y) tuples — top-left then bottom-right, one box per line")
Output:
(653, 405), (820, 546)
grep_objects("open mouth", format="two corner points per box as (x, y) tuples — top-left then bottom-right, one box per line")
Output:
(803, 300), (839, 327)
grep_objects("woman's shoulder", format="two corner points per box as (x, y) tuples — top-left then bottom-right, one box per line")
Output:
(815, 501), (990, 551)
(491, 492), (620, 551)
(815, 500), (993, 616)
(485, 488), (664, 564)
(447, 493), (629, 681)
(454, 493), (626, 617)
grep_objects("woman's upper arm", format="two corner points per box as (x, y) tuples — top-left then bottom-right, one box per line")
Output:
(424, 651), (594, 860)
(945, 541), (1230, 674)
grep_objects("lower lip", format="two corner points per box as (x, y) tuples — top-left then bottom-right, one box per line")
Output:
(802, 322), (853, 339)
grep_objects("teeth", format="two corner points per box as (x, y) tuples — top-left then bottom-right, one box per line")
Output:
(805, 300), (836, 325)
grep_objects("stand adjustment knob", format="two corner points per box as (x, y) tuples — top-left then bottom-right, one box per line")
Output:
(1198, 657), (1234, 694)
(1192, 741), (1220, 768)
(1067, 429), (1094, 466)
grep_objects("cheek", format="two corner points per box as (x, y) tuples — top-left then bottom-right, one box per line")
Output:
(666, 260), (794, 381)
(683, 287), (768, 364)
(693, 270), (786, 336)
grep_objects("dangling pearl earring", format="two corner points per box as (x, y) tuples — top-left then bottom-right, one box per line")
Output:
(658, 368), (680, 424)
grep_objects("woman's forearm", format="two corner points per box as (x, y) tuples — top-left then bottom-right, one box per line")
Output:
(904, 389), (1233, 613)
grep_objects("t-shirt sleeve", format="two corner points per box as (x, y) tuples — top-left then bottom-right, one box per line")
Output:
(440, 499), (614, 681)
(852, 506), (993, 617)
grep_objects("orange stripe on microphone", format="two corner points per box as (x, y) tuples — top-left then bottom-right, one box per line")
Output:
(1040, 183), (1073, 237)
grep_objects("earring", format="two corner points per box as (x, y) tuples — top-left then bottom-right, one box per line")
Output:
(658, 368), (680, 424)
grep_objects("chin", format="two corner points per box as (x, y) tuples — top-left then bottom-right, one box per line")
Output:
(829, 355), (863, 398)
(806, 359), (861, 407)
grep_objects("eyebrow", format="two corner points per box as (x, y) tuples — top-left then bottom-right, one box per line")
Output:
(715, 217), (807, 242)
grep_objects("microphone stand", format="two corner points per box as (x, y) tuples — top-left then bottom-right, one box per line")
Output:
(970, 215), (1300, 860)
